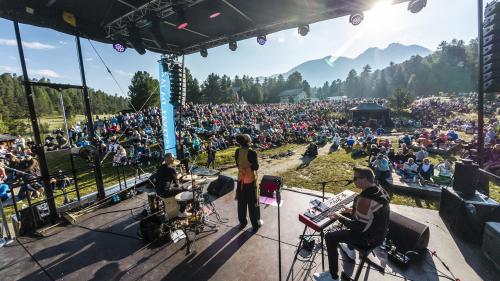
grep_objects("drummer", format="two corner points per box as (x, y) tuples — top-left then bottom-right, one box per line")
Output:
(155, 153), (190, 218)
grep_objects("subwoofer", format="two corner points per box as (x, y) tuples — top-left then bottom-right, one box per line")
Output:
(387, 211), (430, 254)
(207, 175), (235, 197)
(440, 187), (500, 244)
(259, 175), (282, 197)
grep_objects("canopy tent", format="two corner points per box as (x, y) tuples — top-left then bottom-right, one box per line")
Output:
(0, 0), (412, 55)
(349, 102), (391, 127)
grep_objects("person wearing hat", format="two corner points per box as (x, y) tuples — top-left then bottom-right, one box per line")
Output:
(154, 153), (189, 218)
(235, 134), (263, 232)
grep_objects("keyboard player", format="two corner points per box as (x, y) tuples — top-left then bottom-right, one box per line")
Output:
(313, 166), (390, 281)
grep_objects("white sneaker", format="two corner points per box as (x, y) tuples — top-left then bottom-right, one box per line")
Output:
(339, 243), (356, 260)
(258, 219), (264, 226)
(313, 272), (339, 281)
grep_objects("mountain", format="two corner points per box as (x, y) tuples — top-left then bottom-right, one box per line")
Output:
(281, 43), (432, 87)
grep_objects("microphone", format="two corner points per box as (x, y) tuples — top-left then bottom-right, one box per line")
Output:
(344, 179), (354, 186)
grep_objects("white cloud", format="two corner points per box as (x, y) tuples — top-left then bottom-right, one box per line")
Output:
(116, 69), (133, 77)
(0, 38), (56, 50)
(30, 69), (63, 78)
(0, 65), (18, 72)
(59, 41), (68, 45)
(85, 57), (94, 62)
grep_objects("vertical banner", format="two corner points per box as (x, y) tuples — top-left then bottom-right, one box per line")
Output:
(159, 61), (177, 157)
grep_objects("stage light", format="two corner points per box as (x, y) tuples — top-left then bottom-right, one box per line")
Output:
(229, 41), (237, 51)
(200, 48), (208, 57)
(208, 0), (222, 19)
(349, 13), (364, 26)
(112, 40), (127, 53)
(257, 34), (266, 45)
(408, 0), (427, 13)
(298, 25), (309, 36)
(172, 2), (189, 29)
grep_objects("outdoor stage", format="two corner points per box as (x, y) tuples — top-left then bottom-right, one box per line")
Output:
(0, 186), (498, 281)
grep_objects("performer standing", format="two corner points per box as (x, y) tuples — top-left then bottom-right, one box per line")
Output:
(235, 134), (263, 232)
(314, 166), (390, 281)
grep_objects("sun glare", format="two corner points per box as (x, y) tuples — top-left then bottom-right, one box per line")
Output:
(368, 0), (395, 26)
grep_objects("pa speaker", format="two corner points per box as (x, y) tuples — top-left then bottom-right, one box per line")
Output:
(259, 175), (282, 197)
(452, 159), (479, 196)
(387, 211), (430, 254)
(440, 187), (500, 244)
(207, 175), (235, 197)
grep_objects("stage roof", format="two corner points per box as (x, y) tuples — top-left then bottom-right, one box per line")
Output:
(0, 0), (411, 55)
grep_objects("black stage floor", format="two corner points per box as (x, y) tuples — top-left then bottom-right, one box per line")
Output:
(0, 187), (498, 281)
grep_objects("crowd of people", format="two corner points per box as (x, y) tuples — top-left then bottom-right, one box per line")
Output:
(0, 96), (499, 203)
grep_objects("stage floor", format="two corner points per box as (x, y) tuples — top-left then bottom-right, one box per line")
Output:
(0, 187), (498, 281)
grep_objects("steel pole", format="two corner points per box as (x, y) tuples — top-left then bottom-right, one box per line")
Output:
(13, 21), (57, 220)
(75, 36), (106, 199)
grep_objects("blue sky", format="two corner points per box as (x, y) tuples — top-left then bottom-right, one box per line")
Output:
(0, 0), (484, 96)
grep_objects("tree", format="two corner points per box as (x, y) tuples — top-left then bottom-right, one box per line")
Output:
(128, 71), (159, 109)
(286, 71), (303, 89)
(388, 88), (414, 114)
(344, 69), (360, 97)
(185, 68), (201, 103)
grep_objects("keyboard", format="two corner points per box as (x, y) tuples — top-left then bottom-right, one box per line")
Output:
(298, 190), (357, 232)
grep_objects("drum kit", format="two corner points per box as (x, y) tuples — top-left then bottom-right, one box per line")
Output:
(145, 170), (218, 252)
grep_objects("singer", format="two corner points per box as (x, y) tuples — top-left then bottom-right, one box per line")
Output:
(313, 166), (390, 281)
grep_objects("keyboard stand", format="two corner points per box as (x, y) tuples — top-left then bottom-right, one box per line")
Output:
(289, 224), (326, 281)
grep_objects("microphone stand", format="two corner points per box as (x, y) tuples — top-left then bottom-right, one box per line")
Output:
(276, 186), (282, 281)
(316, 179), (352, 202)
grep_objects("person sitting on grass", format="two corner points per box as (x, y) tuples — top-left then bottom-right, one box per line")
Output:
(371, 153), (392, 185)
(432, 160), (454, 185)
(415, 147), (429, 164)
(351, 141), (364, 158)
(417, 158), (434, 184)
(400, 157), (418, 183)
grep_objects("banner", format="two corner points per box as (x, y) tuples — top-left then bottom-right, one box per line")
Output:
(159, 61), (177, 157)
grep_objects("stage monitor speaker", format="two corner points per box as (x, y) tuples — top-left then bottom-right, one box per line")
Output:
(440, 187), (500, 244)
(207, 175), (235, 197)
(452, 159), (479, 196)
(259, 175), (282, 197)
(139, 214), (165, 242)
(19, 204), (48, 235)
(387, 211), (430, 254)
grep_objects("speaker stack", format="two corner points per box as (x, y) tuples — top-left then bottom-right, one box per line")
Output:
(452, 159), (479, 196)
(440, 186), (500, 244)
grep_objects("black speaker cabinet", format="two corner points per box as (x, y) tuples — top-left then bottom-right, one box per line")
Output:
(19, 204), (48, 235)
(387, 211), (430, 254)
(440, 187), (500, 244)
(452, 159), (479, 196)
(207, 175), (235, 197)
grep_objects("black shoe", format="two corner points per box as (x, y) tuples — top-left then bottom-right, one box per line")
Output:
(252, 226), (260, 232)
(239, 223), (247, 230)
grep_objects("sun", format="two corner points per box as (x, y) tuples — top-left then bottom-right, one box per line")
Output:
(364, 0), (399, 30)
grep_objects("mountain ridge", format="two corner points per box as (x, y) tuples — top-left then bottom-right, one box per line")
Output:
(272, 43), (432, 86)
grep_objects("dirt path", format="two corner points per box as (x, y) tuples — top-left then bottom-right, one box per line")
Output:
(220, 143), (331, 178)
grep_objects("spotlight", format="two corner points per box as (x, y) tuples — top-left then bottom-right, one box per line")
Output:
(257, 34), (266, 45)
(298, 25), (309, 36)
(408, 0), (427, 14)
(200, 48), (208, 57)
(208, 0), (222, 19)
(349, 13), (364, 26)
(173, 3), (189, 29)
(112, 39), (127, 53)
(229, 41), (237, 51)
